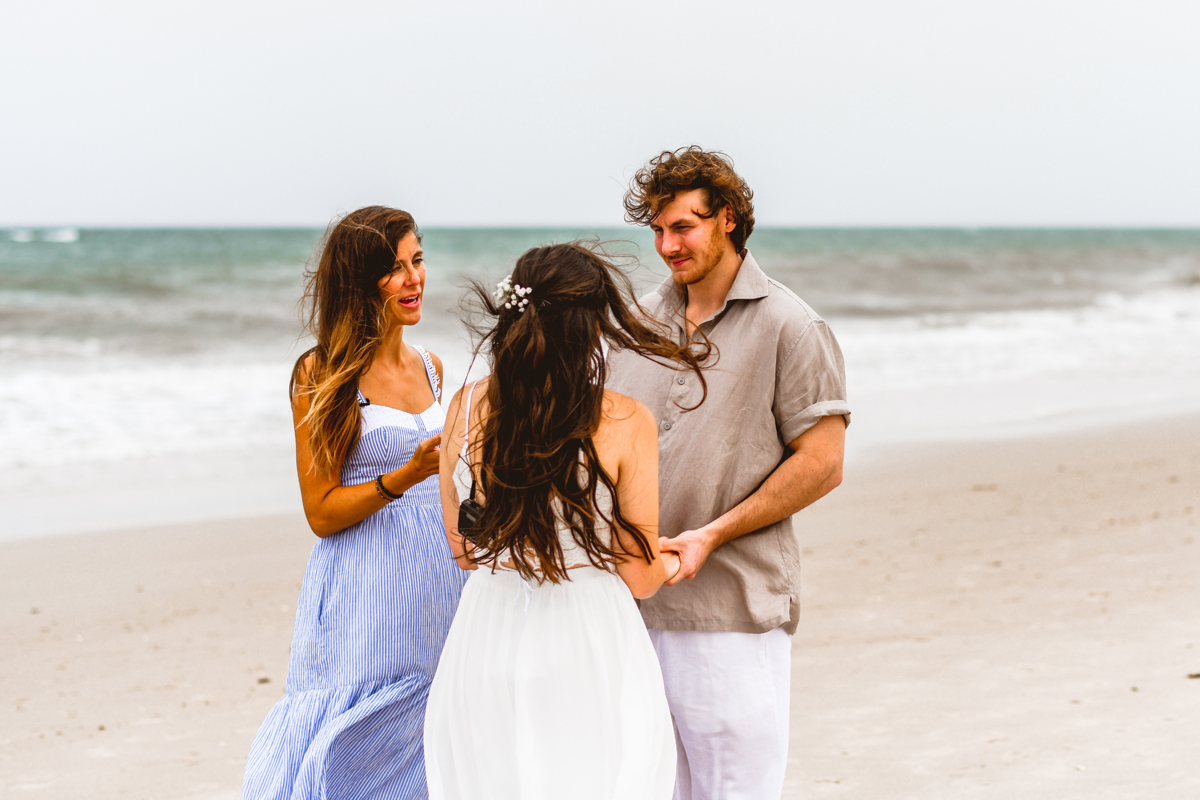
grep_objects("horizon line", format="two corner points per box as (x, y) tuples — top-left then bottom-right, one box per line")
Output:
(5, 223), (1200, 232)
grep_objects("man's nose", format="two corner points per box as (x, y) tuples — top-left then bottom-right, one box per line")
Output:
(660, 232), (681, 255)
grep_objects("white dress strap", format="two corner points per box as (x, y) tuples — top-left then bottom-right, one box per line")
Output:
(460, 381), (479, 463)
(452, 381), (481, 505)
(414, 345), (441, 402)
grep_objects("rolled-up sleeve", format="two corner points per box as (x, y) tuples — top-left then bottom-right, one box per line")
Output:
(774, 319), (851, 445)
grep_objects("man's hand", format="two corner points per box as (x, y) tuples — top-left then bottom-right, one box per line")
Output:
(658, 529), (716, 587)
(655, 417), (846, 588)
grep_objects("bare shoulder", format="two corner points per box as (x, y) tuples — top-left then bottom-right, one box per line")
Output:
(468, 375), (491, 398)
(423, 347), (444, 375)
(450, 376), (491, 423)
(448, 375), (488, 402)
(291, 350), (319, 410)
(295, 350), (318, 380)
(597, 391), (656, 482)
(600, 389), (655, 431)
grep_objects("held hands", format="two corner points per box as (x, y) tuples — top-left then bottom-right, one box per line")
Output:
(660, 550), (682, 584)
(405, 433), (442, 482)
(658, 528), (716, 587)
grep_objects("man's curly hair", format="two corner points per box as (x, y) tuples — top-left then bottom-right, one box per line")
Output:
(623, 146), (756, 253)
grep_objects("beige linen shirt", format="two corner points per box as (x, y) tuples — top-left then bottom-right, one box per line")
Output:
(607, 251), (849, 635)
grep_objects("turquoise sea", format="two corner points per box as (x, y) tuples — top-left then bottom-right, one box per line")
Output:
(2, 225), (1199, 476)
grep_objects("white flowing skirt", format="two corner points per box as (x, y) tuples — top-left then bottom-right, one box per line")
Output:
(424, 566), (676, 800)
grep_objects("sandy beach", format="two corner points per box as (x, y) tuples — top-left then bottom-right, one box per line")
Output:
(2, 415), (1197, 799)
(790, 414), (1199, 797)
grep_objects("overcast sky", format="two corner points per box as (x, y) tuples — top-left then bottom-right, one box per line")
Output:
(2, 0), (1198, 227)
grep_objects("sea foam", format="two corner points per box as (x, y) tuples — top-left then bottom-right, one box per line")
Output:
(41, 228), (80, 243)
(0, 359), (294, 470)
(838, 285), (1200, 393)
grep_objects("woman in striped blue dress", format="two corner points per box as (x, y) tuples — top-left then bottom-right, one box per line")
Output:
(244, 207), (469, 800)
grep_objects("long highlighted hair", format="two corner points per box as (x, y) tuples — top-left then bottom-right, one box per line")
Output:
(464, 242), (710, 583)
(291, 206), (419, 476)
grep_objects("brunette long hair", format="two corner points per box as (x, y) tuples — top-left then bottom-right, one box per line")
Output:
(291, 206), (420, 476)
(463, 242), (710, 583)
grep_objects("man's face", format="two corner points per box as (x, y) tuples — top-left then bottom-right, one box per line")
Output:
(650, 188), (736, 286)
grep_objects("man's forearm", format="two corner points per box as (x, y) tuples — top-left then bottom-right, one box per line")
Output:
(659, 414), (845, 586)
(700, 415), (846, 549)
(703, 447), (841, 549)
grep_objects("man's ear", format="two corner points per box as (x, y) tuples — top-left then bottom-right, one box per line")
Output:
(722, 204), (737, 234)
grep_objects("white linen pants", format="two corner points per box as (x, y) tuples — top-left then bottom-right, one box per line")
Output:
(647, 627), (791, 800)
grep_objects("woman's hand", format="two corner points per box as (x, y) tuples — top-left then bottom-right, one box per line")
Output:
(660, 550), (682, 584)
(380, 433), (442, 498)
(405, 433), (442, 481)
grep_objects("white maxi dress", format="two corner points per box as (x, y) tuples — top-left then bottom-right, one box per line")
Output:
(423, 393), (676, 800)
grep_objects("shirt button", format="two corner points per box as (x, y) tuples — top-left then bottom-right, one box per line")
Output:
(663, 422), (672, 430)
(677, 378), (685, 385)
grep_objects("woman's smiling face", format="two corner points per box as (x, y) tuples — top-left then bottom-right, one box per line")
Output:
(377, 232), (426, 326)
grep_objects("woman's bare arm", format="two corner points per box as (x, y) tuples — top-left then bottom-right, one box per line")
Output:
(293, 387), (439, 538)
(438, 383), (479, 570)
(607, 395), (675, 598)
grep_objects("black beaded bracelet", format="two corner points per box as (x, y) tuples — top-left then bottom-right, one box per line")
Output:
(375, 474), (403, 502)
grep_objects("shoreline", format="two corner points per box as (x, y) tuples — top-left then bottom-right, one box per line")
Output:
(2, 415), (1198, 798)
(4, 373), (1199, 542)
(0, 446), (300, 543)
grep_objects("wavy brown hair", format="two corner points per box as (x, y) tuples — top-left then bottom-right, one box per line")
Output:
(291, 206), (420, 476)
(464, 242), (710, 583)
(623, 145), (756, 253)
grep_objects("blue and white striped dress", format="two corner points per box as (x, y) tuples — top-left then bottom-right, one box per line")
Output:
(244, 346), (470, 800)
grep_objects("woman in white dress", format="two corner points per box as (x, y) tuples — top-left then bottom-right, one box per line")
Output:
(425, 243), (710, 800)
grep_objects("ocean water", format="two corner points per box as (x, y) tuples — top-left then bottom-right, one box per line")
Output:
(2, 226), (1199, 477)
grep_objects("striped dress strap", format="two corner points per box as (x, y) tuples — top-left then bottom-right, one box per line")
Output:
(414, 345), (441, 402)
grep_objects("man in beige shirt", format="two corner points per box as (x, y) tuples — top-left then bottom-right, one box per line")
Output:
(607, 147), (849, 800)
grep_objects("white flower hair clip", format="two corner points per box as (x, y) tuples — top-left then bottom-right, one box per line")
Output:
(493, 274), (532, 313)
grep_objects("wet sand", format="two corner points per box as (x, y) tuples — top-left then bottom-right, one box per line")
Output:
(2, 416), (1197, 798)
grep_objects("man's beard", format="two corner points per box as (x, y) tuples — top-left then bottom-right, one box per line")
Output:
(669, 228), (725, 286)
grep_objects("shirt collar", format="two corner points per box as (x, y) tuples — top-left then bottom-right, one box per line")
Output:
(725, 250), (770, 302)
(654, 249), (769, 324)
